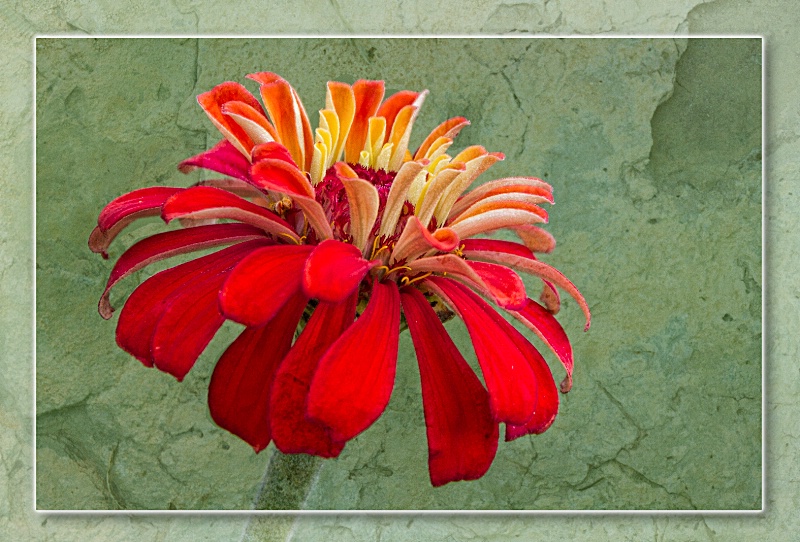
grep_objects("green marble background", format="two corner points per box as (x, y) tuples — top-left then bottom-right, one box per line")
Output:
(34, 36), (762, 512)
(2, 0), (795, 540)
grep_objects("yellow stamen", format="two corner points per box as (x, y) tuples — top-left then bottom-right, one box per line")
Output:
(400, 272), (432, 288)
(278, 232), (303, 245)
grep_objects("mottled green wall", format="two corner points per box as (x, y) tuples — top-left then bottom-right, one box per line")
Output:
(2, 0), (796, 540)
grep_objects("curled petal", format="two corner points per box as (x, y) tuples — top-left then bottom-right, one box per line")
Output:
(307, 280), (400, 442)
(249, 157), (314, 198)
(178, 139), (252, 182)
(401, 287), (498, 487)
(303, 239), (377, 302)
(335, 164), (380, 252)
(434, 151), (504, 223)
(459, 245), (591, 331)
(99, 223), (267, 319)
(221, 100), (278, 146)
(449, 199), (548, 226)
(325, 81), (356, 162)
(414, 116), (470, 160)
(407, 254), (526, 311)
(197, 81), (265, 157)
(513, 224), (556, 254)
(251, 141), (298, 167)
(450, 177), (553, 218)
(208, 292), (307, 452)
(424, 276), (538, 425)
(161, 186), (299, 242)
(248, 72), (314, 171)
(377, 90), (420, 138)
(220, 244), (314, 327)
(509, 298), (575, 393)
(414, 165), (465, 229)
(390, 216), (460, 265)
(270, 293), (358, 457)
(345, 80), (385, 163)
(116, 240), (267, 368)
(448, 208), (548, 241)
(378, 160), (427, 238)
(89, 187), (183, 256)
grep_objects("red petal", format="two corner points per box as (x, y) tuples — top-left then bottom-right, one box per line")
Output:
(90, 187), (184, 256)
(425, 277), (538, 425)
(251, 141), (298, 167)
(307, 280), (400, 442)
(219, 244), (314, 327)
(161, 186), (299, 241)
(178, 139), (252, 182)
(116, 240), (267, 368)
(302, 239), (377, 303)
(98, 223), (267, 319)
(249, 158), (314, 198)
(208, 292), (308, 452)
(401, 287), (498, 487)
(510, 298), (574, 393)
(464, 260), (527, 311)
(270, 293), (358, 457)
(150, 267), (231, 381)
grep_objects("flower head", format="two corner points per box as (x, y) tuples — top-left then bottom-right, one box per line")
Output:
(90, 72), (590, 487)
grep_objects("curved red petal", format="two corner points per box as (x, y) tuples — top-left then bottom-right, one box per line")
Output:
(249, 158), (314, 198)
(219, 244), (314, 327)
(302, 239), (377, 303)
(178, 139), (252, 182)
(251, 141), (297, 167)
(307, 280), (400, 442)
(510, 298), (574, 393)
(425, 276), (538, 425)
(116, 240), (267, 368)
(270, 293), (358, 457)
(401, 287), (499, 487)
(208, 292), (308, 452)
(90, 187), (184, 256)
(161, 185), (299, 241)
(197, 81), (265, 156)
(99, 223), (267, 319)
(464, 260), (527, 311)
(461, 238), (535, 260)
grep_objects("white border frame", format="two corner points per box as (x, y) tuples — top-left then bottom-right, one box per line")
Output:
(32, 34), (766, 515)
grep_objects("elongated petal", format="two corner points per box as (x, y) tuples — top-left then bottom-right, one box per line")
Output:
(248, 72), (313, 170)
(303, 239), (377, 302)
(449, 199), (548, 226)
(161, 186), (299, 242)
(208, 292), (307, 452)
(151, 267), (231, 381)
(424, 276), (538, 425)
(449, 208), (548, 241)
(378, 160), (427, 238)
(377, 90), (419, 138)
(178, 139), (252, 182)
(450, 177), (553, 218)
(99, 223), (267, 319)
(338, 169), (380, 252)
(251, 141), (298, 167)
(386, 104), (418, 171)
(414, 165), (465, 228)
(307, 280), (400, 442)
(407, 254), (526, 311)
(198, 81), (265, 157)
(220, 244), (314, 327)
(221, 100), (278, 145)
(390, 216), (460, 265)
(249, 157), (314, 198)
(459, 245), (591, 331)
(345, 80), (385, 163)
(325, 81), (355, 162)
(89, 187), (183, 256)
(401, 287), (498, 487)
(495, 307), (559, 439)
(434, 151), (504, 223)
(270, 293), (358, 456)
(414, 116), (470, 160)
(510, 298), (575, 393)
(116, 240), (267, 367)
(513, 224), (556, 254)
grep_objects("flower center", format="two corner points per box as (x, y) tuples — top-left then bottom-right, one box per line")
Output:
(315, 163), (414, 246)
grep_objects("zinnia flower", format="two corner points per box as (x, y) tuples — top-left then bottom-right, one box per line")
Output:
(90, 72), (590, 487)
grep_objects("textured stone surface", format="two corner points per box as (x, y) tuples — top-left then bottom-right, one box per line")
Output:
(0, 0), (795, 540)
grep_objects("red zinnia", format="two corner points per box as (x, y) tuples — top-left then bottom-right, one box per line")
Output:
(90, 72), (590, 487)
